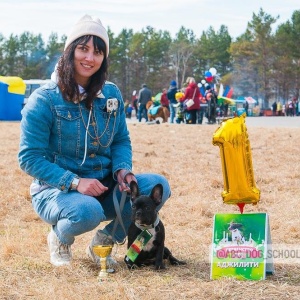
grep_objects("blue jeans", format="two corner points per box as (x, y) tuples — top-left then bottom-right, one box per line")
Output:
(197, 107), (206, 124)
(138, 104), (148, 122)
(169, 103), (176, 123)
(31, 173), (170, 244)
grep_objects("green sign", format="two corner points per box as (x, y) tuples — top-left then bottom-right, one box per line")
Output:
(210, 213), (274, 280)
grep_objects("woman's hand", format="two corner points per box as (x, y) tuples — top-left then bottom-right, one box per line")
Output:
(116, 169), (137, 192)
(76, 178), (108, 197)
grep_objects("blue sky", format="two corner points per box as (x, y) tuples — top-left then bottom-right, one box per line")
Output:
(0, 0), (298, 41)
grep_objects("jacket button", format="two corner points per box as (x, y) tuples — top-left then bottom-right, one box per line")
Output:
(92, 141), (98, 146)
(89, 153), (96, 158)
(61, 185), (65, 190)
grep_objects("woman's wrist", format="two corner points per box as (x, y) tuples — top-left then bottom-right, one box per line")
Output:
(70, 176), (80, 190)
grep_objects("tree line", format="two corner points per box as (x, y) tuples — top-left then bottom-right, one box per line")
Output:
(0, 8), (299, 108)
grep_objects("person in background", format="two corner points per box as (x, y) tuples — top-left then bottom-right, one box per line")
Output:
(224, 103), (229, 117)
(282, 103), (286, 116)
(272, 101), (277, 116)
(160, 88), (170, 110)
(182, 77), (200, 124)
(167, 80), (178, 123)
(288, 100), (294, 116)
(176, 103), (185, 123)
(276, 101), (282, 116)
(131, 90), (138, 117)
(244, 100), (249, 116)
(285, 102), (289, 116)
(292, 97), (297, 116)
(197, 95), (207, 124)
(205, 85), (217, 124)
(124, 99), (133, 119)
(137, 83), (152, 122)
(18, 14), (170, 267)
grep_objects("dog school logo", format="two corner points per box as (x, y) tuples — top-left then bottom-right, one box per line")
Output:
(216, 247), (263, 259)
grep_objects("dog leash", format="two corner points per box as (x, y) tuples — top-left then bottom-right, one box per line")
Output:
(111, 184), (128, 245)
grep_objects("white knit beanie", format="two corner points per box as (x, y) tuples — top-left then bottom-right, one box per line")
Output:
(64, 14), (109, 57)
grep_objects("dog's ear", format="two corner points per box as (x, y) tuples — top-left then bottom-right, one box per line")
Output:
(130, 181), (139, 202)
(150, 184), (163, 206)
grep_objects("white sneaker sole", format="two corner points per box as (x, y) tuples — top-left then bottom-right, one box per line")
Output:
(47, 230), (72, 267)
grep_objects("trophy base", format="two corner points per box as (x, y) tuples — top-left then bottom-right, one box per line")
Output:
(107, 268), (115, 273)
(98, 271), (112, 282)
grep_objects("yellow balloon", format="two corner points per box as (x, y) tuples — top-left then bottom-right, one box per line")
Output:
(212, 113), (260, 209)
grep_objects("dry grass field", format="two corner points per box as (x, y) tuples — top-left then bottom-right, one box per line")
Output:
(1, 118), (300, 300)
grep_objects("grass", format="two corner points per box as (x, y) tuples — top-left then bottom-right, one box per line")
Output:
(1, 119), (300, 300)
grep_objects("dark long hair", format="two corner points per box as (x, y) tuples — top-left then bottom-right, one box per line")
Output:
(57, 35), (108, 109)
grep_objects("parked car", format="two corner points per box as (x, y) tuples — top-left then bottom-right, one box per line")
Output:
(24, 79), (51, 105)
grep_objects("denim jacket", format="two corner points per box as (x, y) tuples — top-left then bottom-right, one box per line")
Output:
(18, 81), (132, 194)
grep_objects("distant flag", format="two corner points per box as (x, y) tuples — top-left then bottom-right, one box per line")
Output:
(223, 85), (230, 97)
(226, 87), (234, 98)
(199, 86), (205, 97)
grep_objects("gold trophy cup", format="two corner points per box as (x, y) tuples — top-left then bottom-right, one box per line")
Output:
(92, 245), (113, 281)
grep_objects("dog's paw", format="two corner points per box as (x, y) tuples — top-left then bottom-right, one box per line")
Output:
(125, 262), (140, 270)
(170, 259), (186, 266)
(169, 256), (187, 266)
(124, 256), (138, 270)
(155, 263), (166, 270)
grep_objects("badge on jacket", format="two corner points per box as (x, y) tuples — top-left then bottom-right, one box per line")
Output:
(107, 98), (118, 113)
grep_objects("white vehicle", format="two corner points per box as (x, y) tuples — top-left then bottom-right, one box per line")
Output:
(24, 79), (52, 105)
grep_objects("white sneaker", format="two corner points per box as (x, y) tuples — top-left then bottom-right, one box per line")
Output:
(47, 229), (72, 267)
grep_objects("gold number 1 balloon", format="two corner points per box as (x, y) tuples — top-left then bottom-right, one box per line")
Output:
(212, 113), (260, 213)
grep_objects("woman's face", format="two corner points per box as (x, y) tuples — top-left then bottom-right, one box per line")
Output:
(74, 37), (104, 88)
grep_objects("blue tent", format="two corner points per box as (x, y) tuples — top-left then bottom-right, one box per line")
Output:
(0, 77), (25, 121)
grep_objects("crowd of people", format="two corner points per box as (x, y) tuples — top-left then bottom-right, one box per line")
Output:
(125, 81), (300, 123)
(272, 99), (300, 116)
(125, 77), (222, 125)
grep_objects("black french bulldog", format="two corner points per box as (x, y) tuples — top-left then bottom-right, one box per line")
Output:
(124, 181), (186, 270)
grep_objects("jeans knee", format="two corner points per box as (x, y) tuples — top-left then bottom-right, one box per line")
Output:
(75, 202), (105, 231)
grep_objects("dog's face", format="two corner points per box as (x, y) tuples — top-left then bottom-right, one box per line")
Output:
(130, 181), (162, 226)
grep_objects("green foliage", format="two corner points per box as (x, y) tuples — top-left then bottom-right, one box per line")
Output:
(0, 8), (299, 105)
(193, 25), (231, 82)
(230, 8), (300, 107)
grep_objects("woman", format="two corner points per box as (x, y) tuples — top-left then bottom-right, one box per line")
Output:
(18, 15), (170, 267)
(182, 77), (200, 124)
